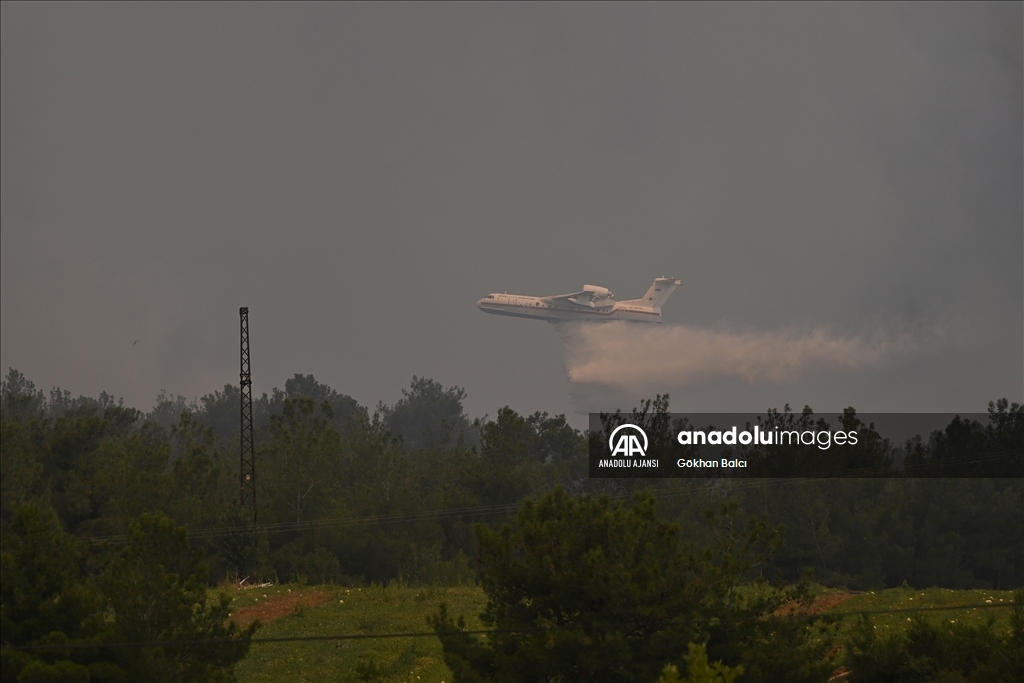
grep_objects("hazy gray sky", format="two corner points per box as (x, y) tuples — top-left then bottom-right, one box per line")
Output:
(2, 3), (1021, 426)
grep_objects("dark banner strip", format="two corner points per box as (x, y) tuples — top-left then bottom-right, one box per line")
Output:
(588, 412), (1023, 478)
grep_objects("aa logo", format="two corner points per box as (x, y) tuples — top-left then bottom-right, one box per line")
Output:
(608, 424), (648, 457)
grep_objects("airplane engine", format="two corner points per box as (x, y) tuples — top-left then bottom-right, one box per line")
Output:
(583, 285), (612, 298)
(583, 284), (615, 308)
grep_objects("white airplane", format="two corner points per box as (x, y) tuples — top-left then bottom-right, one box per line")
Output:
(476, 277), (681, 323)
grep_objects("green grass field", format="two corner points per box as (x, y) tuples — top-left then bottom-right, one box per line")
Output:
(225, 583), (1018, 683)
(229, 583), (486, 683)
(828, 586), (1017, 638)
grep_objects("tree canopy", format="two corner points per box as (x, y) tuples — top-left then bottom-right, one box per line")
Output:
(431, 488), (834, 683)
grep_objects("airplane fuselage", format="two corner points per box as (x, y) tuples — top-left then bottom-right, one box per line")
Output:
(476, 293), (662, 323)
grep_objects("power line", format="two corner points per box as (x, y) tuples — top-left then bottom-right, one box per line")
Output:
(76, 466), (1023, 545)
(3, 602), (1017, 651)
(75, 478), (767, 544)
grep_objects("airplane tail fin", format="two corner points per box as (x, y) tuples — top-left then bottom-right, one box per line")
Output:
(620, 277), (681, 309)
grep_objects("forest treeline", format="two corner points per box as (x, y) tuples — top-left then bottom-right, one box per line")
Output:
(1, 368), (1022, 681)
(1, 368), (1021, 590)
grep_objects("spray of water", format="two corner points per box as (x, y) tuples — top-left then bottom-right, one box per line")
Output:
(557, 320), (920, 396)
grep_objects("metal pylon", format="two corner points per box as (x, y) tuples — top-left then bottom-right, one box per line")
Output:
(240, 307), (257, 525)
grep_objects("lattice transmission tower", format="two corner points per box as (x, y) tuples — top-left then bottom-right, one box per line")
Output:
(239, 307), (257, 525)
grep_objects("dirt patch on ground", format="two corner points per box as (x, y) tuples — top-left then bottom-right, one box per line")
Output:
(808, 592), (854, 614)
(776, 592), (854, 617)
(230, 589), (334, 626)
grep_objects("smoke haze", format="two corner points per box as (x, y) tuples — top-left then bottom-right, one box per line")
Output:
(1, 4), (1020, 424)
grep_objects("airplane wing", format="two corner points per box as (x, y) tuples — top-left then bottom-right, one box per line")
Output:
(547, 291), (596, 307)
(543, 285), (615, 309)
